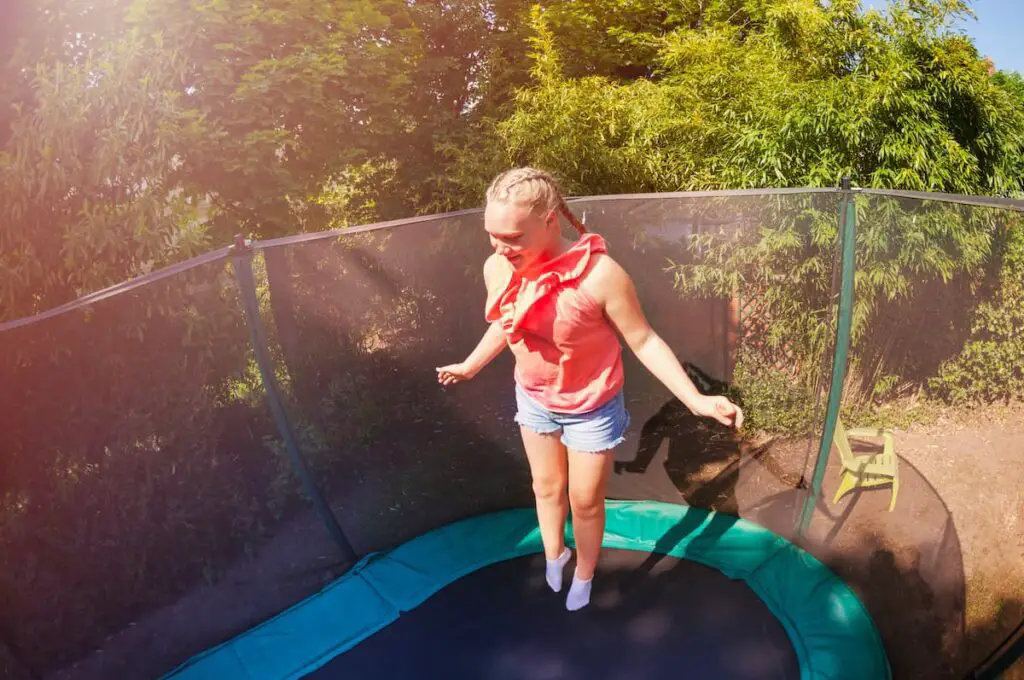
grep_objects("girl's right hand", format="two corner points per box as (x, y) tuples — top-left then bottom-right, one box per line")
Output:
(436, 362), (476, 385)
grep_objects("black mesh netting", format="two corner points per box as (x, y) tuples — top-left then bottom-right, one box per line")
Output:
(258, 191), (843, 552)
(2, 190), (1019, 680)
(258, 191), (1021, 679)
(572, 192), (843, 539)
(0, 257), (347, 679)
(260, 216), (537, 554)
(798, 194), (1024, 679)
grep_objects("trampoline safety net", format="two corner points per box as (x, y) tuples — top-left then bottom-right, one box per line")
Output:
(0, 188), (1020, 680)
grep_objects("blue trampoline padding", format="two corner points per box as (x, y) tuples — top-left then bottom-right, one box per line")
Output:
(361, 507), (545, 611)
(163, 565), (398, 680)
(163, 501), (891, 680)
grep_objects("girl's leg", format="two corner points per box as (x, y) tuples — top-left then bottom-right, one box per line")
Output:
(520, 427), (570, 561)
(566, 447), (615, 580)
(565, 447), (614, 610)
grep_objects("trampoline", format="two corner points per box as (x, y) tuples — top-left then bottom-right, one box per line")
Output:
(165, 502), (889, 679)
(5, 186), (1023, 680)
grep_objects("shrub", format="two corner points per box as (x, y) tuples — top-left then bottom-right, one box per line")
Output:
(928, 222), (1024, 404)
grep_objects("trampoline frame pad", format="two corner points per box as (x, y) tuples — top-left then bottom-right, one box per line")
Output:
(164, 500), (891, 680)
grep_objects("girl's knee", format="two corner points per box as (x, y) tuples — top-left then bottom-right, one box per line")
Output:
(533, 476), (567, 502)
(568, 489), (604, 519)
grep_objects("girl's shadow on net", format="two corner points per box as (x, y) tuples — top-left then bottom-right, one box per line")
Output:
(614, 362), (809, 557)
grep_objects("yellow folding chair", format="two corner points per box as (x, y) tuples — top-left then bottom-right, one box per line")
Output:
(832, 420), (899, 511)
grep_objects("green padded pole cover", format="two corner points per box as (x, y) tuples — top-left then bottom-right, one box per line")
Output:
(796, 178), (857, 538)
(230, 236), (356, 563)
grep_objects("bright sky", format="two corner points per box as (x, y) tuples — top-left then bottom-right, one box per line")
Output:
(953, 0), (1023, 74)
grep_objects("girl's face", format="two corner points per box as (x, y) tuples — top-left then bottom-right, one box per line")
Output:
(484, 201), (561, 272)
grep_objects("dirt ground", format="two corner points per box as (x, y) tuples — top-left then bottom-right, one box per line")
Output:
(43, 511), (346, 680)
(41, 401), (1024, 680)
(888, 402), (1024, 679)
(799, 400), (1024, 679)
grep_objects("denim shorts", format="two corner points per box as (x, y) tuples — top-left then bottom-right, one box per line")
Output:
(514, 383), (631, 453)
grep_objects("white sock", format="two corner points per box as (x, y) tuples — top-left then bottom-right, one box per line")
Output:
(545, 547), (571, 592)
(566, 571), (593, 611)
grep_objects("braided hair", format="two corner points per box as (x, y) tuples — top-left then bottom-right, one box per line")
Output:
(485, 167), (587, 235)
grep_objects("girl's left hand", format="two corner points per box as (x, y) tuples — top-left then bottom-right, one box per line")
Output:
(692, 395), (744, 429)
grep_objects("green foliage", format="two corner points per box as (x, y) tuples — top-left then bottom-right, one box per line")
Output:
(928, 219), (1024, 404)
(666, 188), (1020, 413)
(0, 258), (292, 672)
(5, 0), (1023, 320)
(992, 70), (1024, 103)
(667, 193), (842, 401)
(478, 0), (1024, 199)
(850, 197), (997, 331)
(731, 349), (819, 436)
(0, 27), (214, 319)
(0, 0), (513, 319)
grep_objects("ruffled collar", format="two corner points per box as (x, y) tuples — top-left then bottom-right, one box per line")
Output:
(485, 233), (607, 335)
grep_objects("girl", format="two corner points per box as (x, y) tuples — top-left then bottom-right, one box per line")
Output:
(436, 168), (743, 611)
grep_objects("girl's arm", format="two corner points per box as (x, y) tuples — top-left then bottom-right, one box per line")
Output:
(464, 321), (507, 374)
(437, 255), (510, 385)
(592, 257), (743, 428)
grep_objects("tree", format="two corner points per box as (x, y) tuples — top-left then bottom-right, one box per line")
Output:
(465, 0), (1024, 198)
(3, 0), (1023, 320)
(0, 0), (490, 317)
(0, 14), (210, 319)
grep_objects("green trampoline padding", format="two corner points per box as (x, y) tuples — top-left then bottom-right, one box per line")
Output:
(164, 500), (891, 680)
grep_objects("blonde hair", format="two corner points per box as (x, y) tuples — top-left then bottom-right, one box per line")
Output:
(485, 167), (587, 235)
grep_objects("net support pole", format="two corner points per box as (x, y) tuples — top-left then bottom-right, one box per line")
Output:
(796, 177), (857, 540)
(230, 235), (357, 564)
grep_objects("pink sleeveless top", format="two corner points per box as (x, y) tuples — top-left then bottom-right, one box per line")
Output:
(485, 233), (624, 414)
